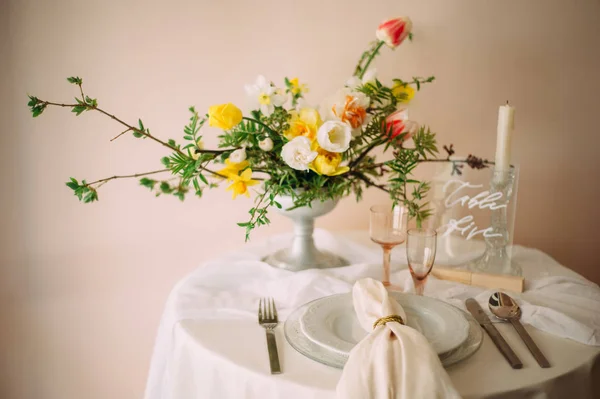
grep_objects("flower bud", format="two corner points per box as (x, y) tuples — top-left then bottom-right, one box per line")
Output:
(385, 108), (419, 142)
(229, 148), (247, 163)
(258, 137), (274, 151)
(376, 17), (412, 48)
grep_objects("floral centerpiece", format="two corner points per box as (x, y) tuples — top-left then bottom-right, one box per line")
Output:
(27, 16), (486, 268)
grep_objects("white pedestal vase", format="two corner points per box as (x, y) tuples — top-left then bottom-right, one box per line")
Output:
(263, 195), (349, 271)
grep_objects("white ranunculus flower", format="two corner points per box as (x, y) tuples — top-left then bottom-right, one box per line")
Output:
(317, 121), (352, 153)
(281, 136), (317, 171)
(229, 148), (247, 163)
(258, 137), (274, 151)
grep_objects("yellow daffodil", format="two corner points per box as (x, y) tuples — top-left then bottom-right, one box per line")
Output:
(217, 159), (249, 180)
(208, 103), (243, 130)
(284, 108), (322, 141)
(309, 142), (350, 176)
(392, 83), (415, 104)
(226, 168), (259, 199)
(289, 78), (309, 96)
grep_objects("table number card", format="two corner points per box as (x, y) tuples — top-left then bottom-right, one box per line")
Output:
(427, 161), (519, 268)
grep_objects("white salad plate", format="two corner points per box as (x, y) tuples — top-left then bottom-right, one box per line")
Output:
(284, 293), (483, 368)
(300, 292), (470, 356)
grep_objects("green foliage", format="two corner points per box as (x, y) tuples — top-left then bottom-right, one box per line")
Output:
(357, 79), (398, 110)
(412, 126), (438, 159)
(65, 178), (98, 203)
(132, 119), (149, 138)
(139, 177), (157, 189)
(381, 126), (440, 224)
(393, 76), (436, 91)
(67, 76), (83, 85)
(71, 96), (98, 116)
(182, 106), (205, 148)
(27, 95), (47, 117)
(140, 177), (191, 201)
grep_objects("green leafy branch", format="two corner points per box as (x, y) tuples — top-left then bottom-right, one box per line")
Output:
(393, 76), (436, 91)
(237, 185), (283, 242)
(383, 127), (438, 227)
(64, 169), (169, 203)
(65, 178), (99, 203)
(28, 77), (238, 201)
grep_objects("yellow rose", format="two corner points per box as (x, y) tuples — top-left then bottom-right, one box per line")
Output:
(284, 108), (322, 141)
(309, 143), (350, 176)
(392, 83), (415, 104)
(208, 103), (243, 130)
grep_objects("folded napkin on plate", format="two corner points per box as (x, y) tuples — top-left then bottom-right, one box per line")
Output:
(337, 278), (461, 399)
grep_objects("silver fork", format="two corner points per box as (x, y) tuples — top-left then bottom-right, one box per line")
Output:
(258, 297), (281, 374)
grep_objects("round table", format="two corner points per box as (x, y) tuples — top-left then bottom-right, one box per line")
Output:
(144, 230), (600, 399)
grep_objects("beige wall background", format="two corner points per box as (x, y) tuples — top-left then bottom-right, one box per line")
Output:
(2, 0), (600, 398)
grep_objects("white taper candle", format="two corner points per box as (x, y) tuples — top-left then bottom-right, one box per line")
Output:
(494, 102), (515, 172)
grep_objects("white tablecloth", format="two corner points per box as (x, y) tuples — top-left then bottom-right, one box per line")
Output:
(144, 230), (600, 399)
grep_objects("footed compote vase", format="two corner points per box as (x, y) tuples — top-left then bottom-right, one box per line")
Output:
(263, 195), (349, 271)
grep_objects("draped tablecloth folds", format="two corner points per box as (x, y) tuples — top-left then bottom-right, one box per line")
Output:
(144, 230), (600, 399)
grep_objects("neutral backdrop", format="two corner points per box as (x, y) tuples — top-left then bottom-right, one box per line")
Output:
(2, 0), (600, 398)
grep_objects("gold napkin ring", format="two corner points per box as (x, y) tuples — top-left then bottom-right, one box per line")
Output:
(373, 315), (405, 329)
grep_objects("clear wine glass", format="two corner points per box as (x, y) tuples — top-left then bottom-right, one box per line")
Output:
(369, 205), (408, 289)
(406, 228), (437, 295)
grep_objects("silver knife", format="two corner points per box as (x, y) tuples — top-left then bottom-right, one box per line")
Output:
(466, 298), (523, 369)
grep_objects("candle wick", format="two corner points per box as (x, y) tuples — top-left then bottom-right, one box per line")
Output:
(506, 100), (509, 105)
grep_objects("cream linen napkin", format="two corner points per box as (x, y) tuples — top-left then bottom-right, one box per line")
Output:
(336, 278), (461, 399)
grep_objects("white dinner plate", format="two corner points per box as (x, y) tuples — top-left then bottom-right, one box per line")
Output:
(285, 297), (483, 369)
(300, 292), (470, 356)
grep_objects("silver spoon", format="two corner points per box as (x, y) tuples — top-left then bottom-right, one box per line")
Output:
(489, 292), (551, 368)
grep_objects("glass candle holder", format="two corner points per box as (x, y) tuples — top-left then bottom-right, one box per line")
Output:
(466, 165), (521, 276)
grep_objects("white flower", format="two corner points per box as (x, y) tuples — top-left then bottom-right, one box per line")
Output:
(317, 121), (352, 153)
(189, 140), (204, 160)
(346, 68), (378, 89)
(229, 148), (247, 163)
(322, 88), (371, 137)
(281, 136), (317, 171)
(258, 137), (274, 151)
(244, 75), (286, 116)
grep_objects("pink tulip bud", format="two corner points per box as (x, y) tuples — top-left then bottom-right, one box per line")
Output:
(376, 17), (412, 48)
(384, 109), (419, 142)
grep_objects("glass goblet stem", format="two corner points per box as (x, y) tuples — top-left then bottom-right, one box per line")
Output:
(382, 246), (392, 286)
(411, 274), (428, 295)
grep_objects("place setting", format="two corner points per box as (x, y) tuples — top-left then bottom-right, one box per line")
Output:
(256, 200), (559, 397)
(280, 203), (483, 374)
